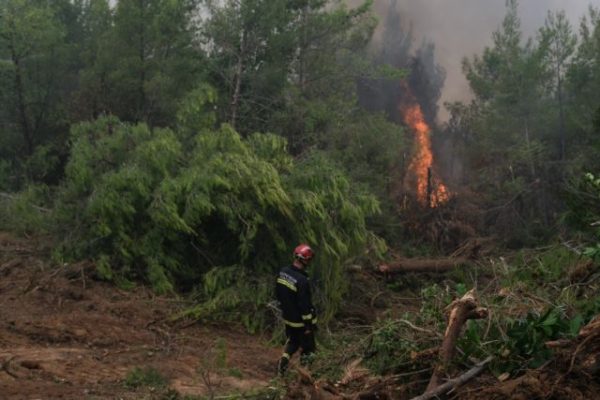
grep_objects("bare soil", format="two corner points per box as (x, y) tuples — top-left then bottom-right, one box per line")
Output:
(0, 233), (280, 399)
(5, 231), (599, 400)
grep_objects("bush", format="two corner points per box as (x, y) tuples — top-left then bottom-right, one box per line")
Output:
(364, 317), (420, 374)
(55, 115), (384, 329)
(0, 185), (52, 234)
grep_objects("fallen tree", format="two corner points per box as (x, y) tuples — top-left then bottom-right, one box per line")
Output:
(378, 257), (470, 274)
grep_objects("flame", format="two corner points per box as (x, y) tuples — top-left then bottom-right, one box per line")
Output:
(402, 102), (449, 207)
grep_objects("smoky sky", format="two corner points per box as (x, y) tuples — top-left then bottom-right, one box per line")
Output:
(369, 0), (598, 121)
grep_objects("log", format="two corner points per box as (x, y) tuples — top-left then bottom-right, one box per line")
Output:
(545, 339), (571, 349)
(409, 356), (493, 400)
(425, 289), (488, 392)
(378, 257), (469, 274)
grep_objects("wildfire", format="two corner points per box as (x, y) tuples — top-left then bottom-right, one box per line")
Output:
(401, 102), (449, 208)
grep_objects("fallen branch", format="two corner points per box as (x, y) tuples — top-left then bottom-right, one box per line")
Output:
(545, 339), (571, 349)
(398, 319), (443, 339)
(379, 257), (469, 274)
(426, 289), (488, 392)
(1, 356), (19, 379)
(408, 356), (493, 400)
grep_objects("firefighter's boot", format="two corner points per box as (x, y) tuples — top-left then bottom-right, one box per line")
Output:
(277, 354), (290, 376)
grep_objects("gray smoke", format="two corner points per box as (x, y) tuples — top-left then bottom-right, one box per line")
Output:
(368, 0), (597, 121)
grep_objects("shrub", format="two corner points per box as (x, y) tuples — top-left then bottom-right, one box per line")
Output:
(55, 115), (384, 329)
(0, 185), (52, 234)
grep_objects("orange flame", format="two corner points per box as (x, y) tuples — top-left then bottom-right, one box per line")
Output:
(402, 103), (449, 207)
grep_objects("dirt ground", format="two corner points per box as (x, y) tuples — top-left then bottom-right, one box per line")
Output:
(0, 233), (280, 399)
(6, 231), (600, 400)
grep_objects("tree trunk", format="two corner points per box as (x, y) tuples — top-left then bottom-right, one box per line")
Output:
(557, 70), (566, 160)
(298, 4), (308, 92)
(425, 289), (488, 392)
(9, 43), (33, 155)
(230, 29), (246, 130)
(523, 117), (536, 178)
(138, 0), (147, 122)
(378, 257), (469, 274)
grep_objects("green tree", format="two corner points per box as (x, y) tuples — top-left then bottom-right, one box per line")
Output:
(539, 10), (577, 160)
(266, 1), (378, 152)
(0, 0), (67, 183)
(457, 0), (555, 243)
(567, 6), (600, 170)
(203, 0), (298, 133)
(96, 0), (203, 126)
(69, 0), (113, 120)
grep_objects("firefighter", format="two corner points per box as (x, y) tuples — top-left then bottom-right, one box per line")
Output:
(276, 243), (318, 376)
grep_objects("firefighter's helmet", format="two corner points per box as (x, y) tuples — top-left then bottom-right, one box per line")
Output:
(293, 244), (314, 262)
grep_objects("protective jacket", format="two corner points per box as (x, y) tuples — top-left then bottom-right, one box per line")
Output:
(276, 265), (317, 329)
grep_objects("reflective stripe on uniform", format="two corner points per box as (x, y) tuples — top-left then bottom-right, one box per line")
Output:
(284, 319), (305, 328)
(312, 317), (318, 325)
(301, 313), (313, 321)
(277, 278), (297, 292)
(282, 352), (290, 359)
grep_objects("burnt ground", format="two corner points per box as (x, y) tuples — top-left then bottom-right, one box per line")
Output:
(0, 233), (280, 399)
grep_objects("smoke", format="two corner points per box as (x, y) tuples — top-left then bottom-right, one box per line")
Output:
(368, 0), (595, 121)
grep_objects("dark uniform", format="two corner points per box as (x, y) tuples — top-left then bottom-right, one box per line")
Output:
(276, 264), (317, 374)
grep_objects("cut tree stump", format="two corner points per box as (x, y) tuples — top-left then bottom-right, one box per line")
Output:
(425, 289), (488, 393)
(378, 257), (469, 274)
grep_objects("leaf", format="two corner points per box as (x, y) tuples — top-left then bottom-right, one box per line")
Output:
(569, 314), (584, 337)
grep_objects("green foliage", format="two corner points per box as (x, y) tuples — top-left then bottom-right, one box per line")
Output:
(317, 110), (405, 239)
(565, 173), (600, 229)
(0, 185), (51, 234)
(176, 84), (218, 136)
(450, 0), (584, 244)
(96, 0), (203, 125)
(583, 244), (600, 263)
(364, 318), (419, 374)
(182, 267), (272, 332)
(448, 248), (600, 377)
(454, 304), (579, 376)
(56, 115), (382, 328)
(203, 0), (379, 139)
(124, 366), (168, 389)
(502, 307), (579, 370)
(502, 246), (579, 289)
(564, 172), (600, 260)
(0, 160), (11, 191)
(25, 144), (62, 183)
(285, 152), (386, 322)
(416, 283), (452, 326)
(0, 0), (70, 186)
(0, 0), (206, 188)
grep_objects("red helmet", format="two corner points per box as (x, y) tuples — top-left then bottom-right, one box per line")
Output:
(293, 244), (314, 262)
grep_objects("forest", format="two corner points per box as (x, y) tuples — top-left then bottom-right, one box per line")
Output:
(1, 0), (600, 399)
